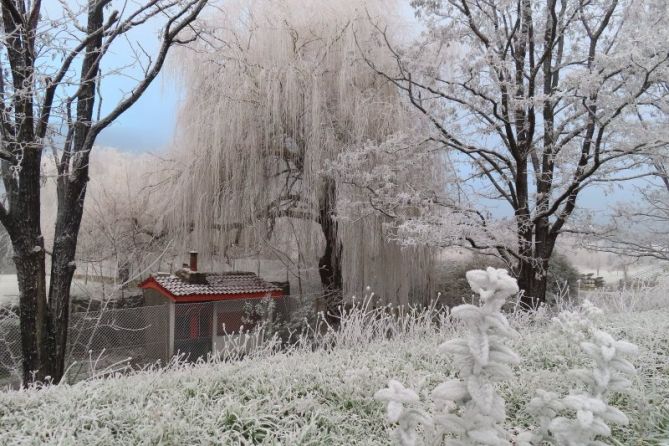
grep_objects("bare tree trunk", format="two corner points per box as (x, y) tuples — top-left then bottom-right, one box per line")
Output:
(516, 223), (556, 309)
(318, 177), (343, 322)
(13, 242), (50, 383)
(47, 182), (86, 381)
(8, 154), (54, 383)
(517, 259), (548, 309)
(8, 131), (89, 386)
(0, 0), (207, 385)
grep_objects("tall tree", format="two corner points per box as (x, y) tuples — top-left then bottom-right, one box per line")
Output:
(0, 0), (207, 384)
(361, 0), (669, 307)
(168, 0), (440, 312)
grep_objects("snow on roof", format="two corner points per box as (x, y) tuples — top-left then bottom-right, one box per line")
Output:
(145, 271), (282, 297)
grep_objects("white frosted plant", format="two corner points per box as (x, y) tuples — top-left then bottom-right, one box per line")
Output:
(524, 301), (639, 445)
(376, 267), (520, 445)
(434, 268), (521, 445)
(375, 380), (431, 446)
(375, 273), (640, 446)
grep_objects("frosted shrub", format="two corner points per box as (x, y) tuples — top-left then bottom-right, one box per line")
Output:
(375, 380), (430, 446)
(524, 301), (639, 445)
(432, 268), (520, 445)
(376, 269), (640, 446)
(376, 267), (520, 445)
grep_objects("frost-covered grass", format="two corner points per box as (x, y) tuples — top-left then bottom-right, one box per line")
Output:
(0, 302), (668, 445)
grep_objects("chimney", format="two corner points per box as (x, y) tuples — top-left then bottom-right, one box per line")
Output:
(175, 251), (206, 284)
(189, 251), (198, 272)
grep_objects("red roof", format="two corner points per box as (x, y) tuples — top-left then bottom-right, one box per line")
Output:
(139, 272), (284, 303)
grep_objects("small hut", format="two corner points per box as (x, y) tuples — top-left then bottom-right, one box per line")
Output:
(138, 252), (285, 361)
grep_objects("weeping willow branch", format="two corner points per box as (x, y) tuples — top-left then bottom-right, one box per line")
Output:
(166, 0), (441, 305)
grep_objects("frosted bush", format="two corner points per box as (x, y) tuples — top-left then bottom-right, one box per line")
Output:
(376, 267), (520, 445)
(376, 268), (640, 446)
(525, 303), (639, 445)
(375, 380), (430, 445)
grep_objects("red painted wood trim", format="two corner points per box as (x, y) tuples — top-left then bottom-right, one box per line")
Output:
(190, 313), (199, 338)
(138, 277), (284, 303)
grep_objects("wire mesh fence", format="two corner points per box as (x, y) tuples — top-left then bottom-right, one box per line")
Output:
(0, 294), (299, 388)
(65, 304), (171, 383)
(0, 312), (21, 386)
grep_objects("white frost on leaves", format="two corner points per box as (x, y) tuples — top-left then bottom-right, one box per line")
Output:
(375, 270), (640, 446)
(528, 300), (639, 445)
(375, 380), (420, 423)
(375, 380), (431, 446)
(376, 267), (520, 445)
(465, 267), (519, 306)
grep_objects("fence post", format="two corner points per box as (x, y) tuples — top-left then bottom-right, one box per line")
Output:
(211, 302), (217, 354)
(168, 301), (175, 360)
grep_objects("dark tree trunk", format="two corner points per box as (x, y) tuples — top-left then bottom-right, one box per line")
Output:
(8, 125), (89, 386)
(516, 259), (548, 310)
(0, 0), (206, 385)
(47, 181), (86, 382)
(515, 221), (556, 309)
(13, 242), (51, 383)
(318, 177), (343, 323)
(6, 134), (55, 383)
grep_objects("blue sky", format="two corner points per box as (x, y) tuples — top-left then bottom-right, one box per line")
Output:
(92, 9), (181, 153)
(96, 76), (179, 152)
(35, 1), (181, 153)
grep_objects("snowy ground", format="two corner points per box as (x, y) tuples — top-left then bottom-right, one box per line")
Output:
(0, 275), (18, 307)
(0, 274), (126, 308)
(0, 295), (667, 445)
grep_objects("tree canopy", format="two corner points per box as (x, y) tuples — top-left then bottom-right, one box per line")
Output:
(168, 0), (443, 305)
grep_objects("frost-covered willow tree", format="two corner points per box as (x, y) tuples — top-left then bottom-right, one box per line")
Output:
(357, 0), (669, 307)
(168, 0), (441, 309)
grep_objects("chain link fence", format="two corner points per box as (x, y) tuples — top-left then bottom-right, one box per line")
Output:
(65, 304), (170, 383)
(0, 310), (20, 386)
(0, 294), (300, 388)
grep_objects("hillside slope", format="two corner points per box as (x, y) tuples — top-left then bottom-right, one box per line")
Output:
(0, 308), (668, 445)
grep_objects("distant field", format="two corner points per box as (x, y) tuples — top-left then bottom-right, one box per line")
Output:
(0, 275), (18, 307)
(0, 274), (129, 307)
